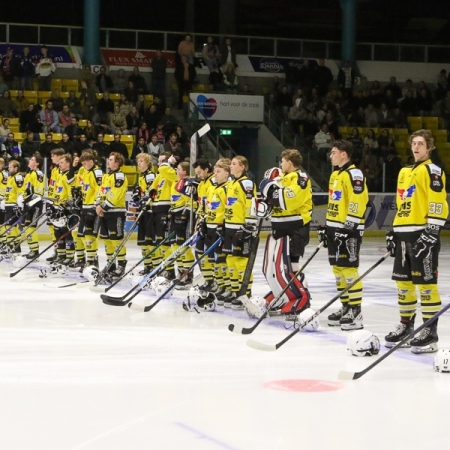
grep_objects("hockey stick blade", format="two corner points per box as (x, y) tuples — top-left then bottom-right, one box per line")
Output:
(246, 338), (277, 351)
(100, 292), (131, 306)
(337, 300), (450, 380)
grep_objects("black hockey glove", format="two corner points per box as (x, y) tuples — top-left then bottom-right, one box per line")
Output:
(413, 228), (439, 259)
(317, 225), (328, 248)
(386, 230), (396, 257)
(215, 224), (223, 238)
(236, 223), (257, 241)
(138, 197), (150, 212)
(132, 185), (141, 203)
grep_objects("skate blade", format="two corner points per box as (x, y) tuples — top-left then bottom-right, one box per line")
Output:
(385, 341), (411, 349)
(340, 324), (364, 331)
(411, 343), (438, 354)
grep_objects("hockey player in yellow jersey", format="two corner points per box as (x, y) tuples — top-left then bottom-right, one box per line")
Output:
(0, 157), (8, 241)
(254, 149), (312, 319)
(385, 129), (448, 354)
(133, 153), (156, 275)
(317, 140), (369, 331)
(150, 153), (179, 279)
(23, 155), (45, 259)
(1, 160), (25, 253)
(77, 151), (103, 270)
(95, 152), (128, 278)
(221, 155), (257, 309)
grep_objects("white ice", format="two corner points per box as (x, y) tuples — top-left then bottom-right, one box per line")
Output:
(0, 237), (449, 450)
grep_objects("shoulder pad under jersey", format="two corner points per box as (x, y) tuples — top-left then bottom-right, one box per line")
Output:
(426, 163), (445, 192)
(114, 172), (125, 187)
(347, 168), (365, 194)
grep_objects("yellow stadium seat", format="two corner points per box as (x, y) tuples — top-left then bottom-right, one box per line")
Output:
(144, 94), (154, 105)
(51, 78), (63, 91)
(122, 166), (139, 185)
(38, 91), (52, 104)
(39, 133), (46, 141)
(423, 116), (439, 129)
(433, 129), (448, 138)
(109, 93), (120, 102)
(23, 90), (38, 104)
(407, 116), (423, 132)
(78, 119), (87, 127)
(8, 118), (19, 125)
(51, 133), (62, 142)
(14, 132), (25, 141)
(104, 134), (114, 142)
(192, 84), (206, 93)
(59, 92), (69, 100)
(9, 90), (18, 98)
(63, 79), (79, 92)
(120, 134), (134, 143)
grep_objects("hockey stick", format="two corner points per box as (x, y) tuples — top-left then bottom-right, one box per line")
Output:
(100, 232), (199, 306)
(76, 209), (146, 289)
(246, 251), (390, 351)
(0, 211), (27, 240)
(229, 241), (324, 334)
(89, 230), (176, 293)
(128, 236), (222, 312)
(8, 217), (81, 278)
(338, 301), (450, 380)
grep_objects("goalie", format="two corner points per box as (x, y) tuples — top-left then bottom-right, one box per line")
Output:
(245, 149), (313, 319)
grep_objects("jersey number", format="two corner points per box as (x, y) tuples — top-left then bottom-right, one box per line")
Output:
(429, 203), (443, 215)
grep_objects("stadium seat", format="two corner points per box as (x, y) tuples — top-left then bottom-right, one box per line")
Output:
(423, 116), (439, 130)
(103, 134), (114, 143)
(407, 116), (423, 132)
(51, 79), (63, 91)
(144, 94), (154, 105)
(14, 132), (25, 141)
(23, 90), (38, 104)
(192, 84), (206, 93)
(59, 92), (70, 100)
(51, 133), (62, 142)
(122, 166), (139, 185)
(9, 90), (18, 98)
(63, 79), (79, 92)
(109, 93), (120, 102)
(38, 91), (52, 104)
(78, 119), (87, 127)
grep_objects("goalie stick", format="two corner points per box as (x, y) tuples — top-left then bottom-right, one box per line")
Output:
(228, 241), (324, 334)
(89, 230), (176, 293)
(100, 232), (199, 306)
(246, 251), (390, 351)
(7, 217), (81, 278)
(338, 301), (450, 380)
(127, 236), (222, 312)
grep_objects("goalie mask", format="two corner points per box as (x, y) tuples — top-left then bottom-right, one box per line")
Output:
(151, 276), (173, 298)
(347, 330), (380, 357)
(298, 308), (320, 332)
(434, 349), (450, 373)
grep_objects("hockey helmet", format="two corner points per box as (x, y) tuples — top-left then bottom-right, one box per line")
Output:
(299, 308), (320, 332)
(82, 265), (99, 282)
(434, 349), (450, 373)
(151, 276), (173, 298)
(347, 330), (380, 357)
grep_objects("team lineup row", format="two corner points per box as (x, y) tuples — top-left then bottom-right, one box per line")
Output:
(0, 129), (448, 361)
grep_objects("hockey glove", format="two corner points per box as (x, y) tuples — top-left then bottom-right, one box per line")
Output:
(138, 197), (151, 212)
(259, 178), (279, 200)
(317, 225), (328, 248)
(132, 185), (141, 203)
(413, 228), (438, 259)
(215, 224), (223, 237)
(252, 197), (272, 218)
(236, 223), (258, 241)
(386, 230), (396, 257)
(196, 217), (207, 237)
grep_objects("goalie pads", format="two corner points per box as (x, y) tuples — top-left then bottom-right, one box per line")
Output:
(262, 235), (310, 316)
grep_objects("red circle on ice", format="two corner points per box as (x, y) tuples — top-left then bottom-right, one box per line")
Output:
(264, 379), (345, 392)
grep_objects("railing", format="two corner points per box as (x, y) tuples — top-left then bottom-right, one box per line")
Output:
(1, 22), (450, 64)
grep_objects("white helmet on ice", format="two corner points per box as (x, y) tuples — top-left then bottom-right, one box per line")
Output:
(12, 255), (27, 268)
(299, 308), (320, 332)
(82, 265), (99, 282)
(347, 330), (380, 357)
(434, 349), (450, 373)
(151, 276), (173, 298)
(243, 295), (266, 319)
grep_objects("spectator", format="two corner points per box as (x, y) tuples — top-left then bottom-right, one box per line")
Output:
(92, 110), (110, 135)
(163, 132), (183, 160)
(126, 105), (140, 135)
(151, 50), (167, 99)
(178, 34), (195, 65)
(82, 119), (97, 142)
(109, 134), (130, 163)
(20, 103), (42, 133)
(75, 133), (91, 154)
(219, 37), (237, 69)
(154, 122), (166, 144)
(435, 75), (448, 102)
(58, 105), (74, 132)
(97, 91), (114, 115)
(239, 84), (254, 95)
(124, 81), (139, 104)
(364, 104), (378, 127)
(288, 98), (306, 134)
(118, 93), (131, 116)
(21, 131), (40, 159)
(0, 118), (11, 143)
(0, 47), (18, 89)
(58, 133), (76, 155)
(39, 133), (57, 158)
(268, 75), (281, 107)
(440, 91), (450, 131)
(377, 103), (395, 128)
(92, 133), (110, 162)
(39, 100), (60, 133)
(370, 80), (382, 96)
(292, 88), (304, 106)
(334, 103), (349, 127)
(284, 60), (300, 96)
(392, 107), (409, 129)
(136, 94), (148, 119)
(18, 46), (34, 91)
(143, 104), (160, 131)
(416, 80), (432, 101)
(0, 91), (18, 117)
(96, 66), (114, 93)
(303, 112), (319, 145)
(209, 67), (224, 91)
(137, 122), (150, 143)
(65, 90), (82, 119)
(128, 66), (147, 94)
(363, 128), (378, 152)
(148, 133), (164, 166)
(347, 127), (364, 159)
(383, 76), (402, 102)
(64, 116), (82, 141)
(78, 65), (95, 89)
(349, 106), (366, 127)
(131, 136), (148, 160)
(377, 128), (396, 159)
(12, 90), (28, 116)
(0, 76), (8, 96)
(175, 125), (188, 147)
(359, 153), (381, 192)
(174, 56), (196, 109)
(383, 149), (403, 192)
(314, 58), (333, 97)
(298, 59), (314, 95)
(314, 123), (334, 162)
(401, 79), (415, 100)
(109, 104), (129, 135)
(202, 37), (220, 72)
(275, 85), (292, 122)
(337, 60), (356, 100)
(35, 45), (56, 91)
(1, 133), (22, 163)
(416, 89), (433, 116)
(382, 89), (398, 110)
(113, 68), (128, 94)
(152, 95), (165, 116)
(366, 88), (382, 109)
(322, 111), (340, 139)
(400, 90), (417, 116)
(79, 80), (98, 119)
(351, 90), (367, 111)
(161, 107), (178, 135)
(50, 90), (64, 112)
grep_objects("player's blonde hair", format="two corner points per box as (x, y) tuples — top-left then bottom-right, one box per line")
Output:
(215, 158), (231, 173)
(136, 153), (152, 168)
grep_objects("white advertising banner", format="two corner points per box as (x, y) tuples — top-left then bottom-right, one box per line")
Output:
(189, 93), (264, 122)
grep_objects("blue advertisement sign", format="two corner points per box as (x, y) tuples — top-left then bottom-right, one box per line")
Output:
(247, 56), (318, 73)
(0, 44), (79, 66)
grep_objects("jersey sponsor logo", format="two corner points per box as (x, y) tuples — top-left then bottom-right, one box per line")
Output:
(171, 194), (181, 202)
(329, 189), (342, 201)
(158, 180), (165, 189)
(83, 183), (90, 192)
(398, 185), (416, 201)
(56, 186), (63, 194)
(226, 197), (238, 206)
(209, 200), (221, 210)
(6, 187), (12, 193)
(101, 186), (111, 194)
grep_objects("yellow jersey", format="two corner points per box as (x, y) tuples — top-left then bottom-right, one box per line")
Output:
(80, 166), (103, 208)
(5, 173), (25, 206)
(150, 163), (178, 212)
(224, 175), (256, 228)
(206, 181), (227, 226)
(24, 169), (45, 196)
(97, 170), (128, 211)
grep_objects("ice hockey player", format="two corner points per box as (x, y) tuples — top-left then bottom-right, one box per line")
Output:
(317, 140), (368, 330)
(385, 129), (448, 354)
(250, 148), (312, 319)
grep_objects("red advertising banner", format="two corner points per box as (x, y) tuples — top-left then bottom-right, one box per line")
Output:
(101, 49), (176, 69)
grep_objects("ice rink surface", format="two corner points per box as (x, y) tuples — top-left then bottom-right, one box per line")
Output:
(1, 237), (450, 450)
